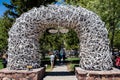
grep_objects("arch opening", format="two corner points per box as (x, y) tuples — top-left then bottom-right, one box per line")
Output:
(7, 5), (112, 70)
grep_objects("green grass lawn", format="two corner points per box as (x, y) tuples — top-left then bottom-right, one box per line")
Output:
(0, 59), (3, 69)
(45, 64), (52, 71)
(41, 56), (52, 71)
(41, 56), (50, 61)
(67, 63), (79, 71)
(66, 57), (80, 61)
(42, 56), (80, 72)
(66, 57), (80, 72)
(0, 57), (80, 70)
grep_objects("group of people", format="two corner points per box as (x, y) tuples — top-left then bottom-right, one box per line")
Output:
(49, 48), (66, 69)
(1, 50), (120, 70)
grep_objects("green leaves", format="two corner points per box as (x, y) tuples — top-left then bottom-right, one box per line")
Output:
(66, 0), (120, 51)
(114, 29), (120, 50)
(1, 0), (57, 53)
(3, 0), (56, 18)
(39, 29), (79, 51)
(64, 29), (79, 50)
(0, 17), (12, 53)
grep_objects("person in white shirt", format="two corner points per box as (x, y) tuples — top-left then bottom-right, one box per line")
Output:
(49, 51), (55, 69)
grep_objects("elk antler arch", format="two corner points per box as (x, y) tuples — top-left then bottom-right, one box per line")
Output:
(7, 5), (112, 70)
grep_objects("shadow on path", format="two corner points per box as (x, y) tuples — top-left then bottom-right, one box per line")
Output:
(45, 71), (75, 76)
(43, 64), (77, 80)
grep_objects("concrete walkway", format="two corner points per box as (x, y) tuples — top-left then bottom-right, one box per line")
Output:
(43, 65), (77, 80)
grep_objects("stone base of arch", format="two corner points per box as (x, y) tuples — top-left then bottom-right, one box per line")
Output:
(75, 67), (120, 80)
(0, 67), (45, 80)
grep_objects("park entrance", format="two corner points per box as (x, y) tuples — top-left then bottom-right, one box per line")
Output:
(7, 5), (112, 71)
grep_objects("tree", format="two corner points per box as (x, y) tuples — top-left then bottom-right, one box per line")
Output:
(114, 26), (120, 52)
(39, 30), (63, 51)
(3, 0), (56, 18)
(66, 0), (120, 52)
(114, 34), (120, 52)
(1, 0), (56, 53)
(39, 28), (79, 51)
(0, 17), (12, 53)
(95, 0), (120, 53)
(64, 29), (79, 50)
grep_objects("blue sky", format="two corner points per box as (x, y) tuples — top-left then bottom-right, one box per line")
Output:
(0, 0), (10, 17)
(0, 0), (65, 17)
(55, 0), (65, 5)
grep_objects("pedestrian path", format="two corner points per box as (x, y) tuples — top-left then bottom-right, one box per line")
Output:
(43, 65), (77, 80)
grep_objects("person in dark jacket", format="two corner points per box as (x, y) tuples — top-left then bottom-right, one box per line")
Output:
(60, 48), (66, 64)
(2, 54), (8, 68)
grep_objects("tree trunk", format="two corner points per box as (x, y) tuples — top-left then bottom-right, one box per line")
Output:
(110, 21), (115, 54)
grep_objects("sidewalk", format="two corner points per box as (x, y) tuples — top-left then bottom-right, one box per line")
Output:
(43, 65), (77, 80)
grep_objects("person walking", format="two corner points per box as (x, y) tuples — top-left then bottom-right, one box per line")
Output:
(60, 48), (66, 64)
(57, 50), (62, 64)
(49, 51), (55, 69)
(2, 54), (8, 68)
